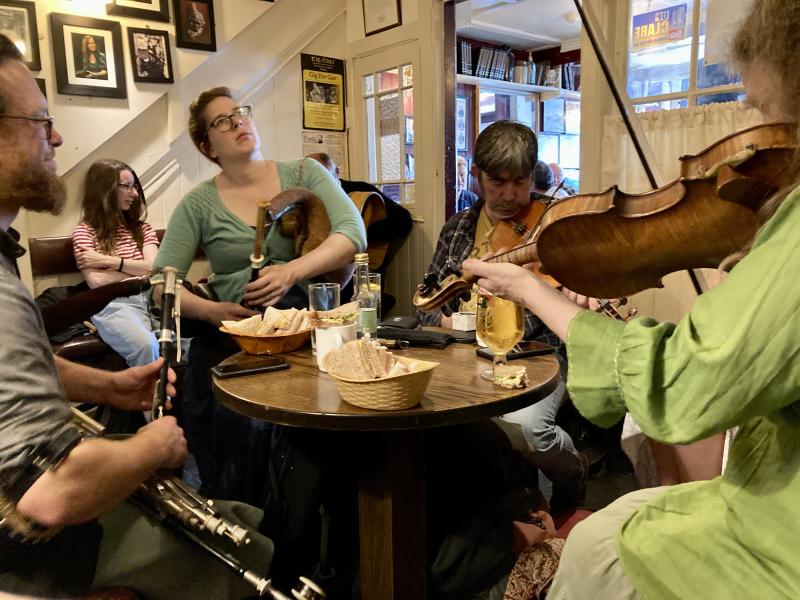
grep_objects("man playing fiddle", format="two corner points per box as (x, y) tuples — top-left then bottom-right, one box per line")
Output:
(417, 120), (586, 510)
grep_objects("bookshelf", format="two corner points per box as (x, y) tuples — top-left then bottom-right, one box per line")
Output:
(456, 74), (580, 101)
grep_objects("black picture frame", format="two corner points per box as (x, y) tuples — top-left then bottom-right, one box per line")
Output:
(34, 77), (45, 100)
(172, 0), (216, 52)
(362, 0), (401, 36)
(127, 27), (174, 83)
(0, 1), (41, 71)
(106, 0), (170, 23)
(50, 13), (126, 99)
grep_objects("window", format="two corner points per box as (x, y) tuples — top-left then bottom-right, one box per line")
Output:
(540, 98), (581, 191)
(476, 90), (538, 134)
(362, 64), (415, 205)
(627, 0), (744, 112)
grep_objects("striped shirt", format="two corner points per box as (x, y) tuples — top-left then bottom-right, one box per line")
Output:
(73, 222), (158, 260)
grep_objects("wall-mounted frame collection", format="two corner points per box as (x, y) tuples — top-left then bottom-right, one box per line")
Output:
(173, 0), (216, 51)
(0, 0), (40, 71)
(50, 13), (127, 99)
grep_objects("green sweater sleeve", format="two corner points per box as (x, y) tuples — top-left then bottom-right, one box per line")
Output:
(153, 189), (203, 281)
(296, 158), (367, 252)
(566, 188), (800, 444)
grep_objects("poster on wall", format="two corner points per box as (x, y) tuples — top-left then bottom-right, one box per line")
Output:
(302, 130), (348, 179)
(301, 53), (345, 132)
(632, 4), (687, 51)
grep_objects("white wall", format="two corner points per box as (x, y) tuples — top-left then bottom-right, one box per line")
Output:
(344, 0), (445, 317)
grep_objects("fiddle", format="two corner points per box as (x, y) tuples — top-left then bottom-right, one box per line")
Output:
(536, 123), (797, 299)
(414, 123), (797, 311)
(489, 199), (547, 249)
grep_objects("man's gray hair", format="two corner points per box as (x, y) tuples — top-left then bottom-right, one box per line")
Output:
(0, 34), (23, 116)
(473, 120), (538, 179)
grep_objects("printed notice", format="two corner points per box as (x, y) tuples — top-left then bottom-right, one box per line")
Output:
(302, 53), (345, 131)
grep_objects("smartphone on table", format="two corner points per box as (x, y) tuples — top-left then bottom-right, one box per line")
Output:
(476, 340), (555, 361)
(211, 356), (289, 378)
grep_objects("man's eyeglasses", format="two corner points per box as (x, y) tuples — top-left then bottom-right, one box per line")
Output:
(0, 114), (54, 139)
(207, 106), (253, 133)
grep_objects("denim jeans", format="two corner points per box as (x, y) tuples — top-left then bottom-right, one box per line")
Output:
(499, 361), (582, 493)
(91, 292), (158, 367)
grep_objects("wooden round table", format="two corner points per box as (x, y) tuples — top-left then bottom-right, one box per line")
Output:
(213, 343), (560, 600)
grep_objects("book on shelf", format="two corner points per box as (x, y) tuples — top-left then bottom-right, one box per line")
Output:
(458, 39), (473, 76)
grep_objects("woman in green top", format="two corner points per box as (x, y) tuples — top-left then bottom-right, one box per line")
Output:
(154, 86), (366, 501)
(464, 1), (800, 597)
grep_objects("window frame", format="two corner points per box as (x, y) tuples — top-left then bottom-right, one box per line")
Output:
(625, 0), (744, 111)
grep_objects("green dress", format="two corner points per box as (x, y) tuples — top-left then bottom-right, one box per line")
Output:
(154, 158), (367, 303)
(565, 186), (800, 598)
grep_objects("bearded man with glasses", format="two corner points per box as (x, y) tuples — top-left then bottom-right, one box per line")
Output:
(0, 34), (272, 599)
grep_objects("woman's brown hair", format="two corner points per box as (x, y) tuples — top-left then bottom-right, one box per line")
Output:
(187, 86), (234, 164)
(725, 0), (800, 267)
(81, 159), (147, 254)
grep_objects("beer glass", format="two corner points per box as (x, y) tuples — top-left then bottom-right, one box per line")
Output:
(476, 294), (524, 381)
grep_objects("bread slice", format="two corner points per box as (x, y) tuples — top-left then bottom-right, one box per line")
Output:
(323, 339), (397, 380)
(492, 365), (529, 389)
(310, 301), (359, 328)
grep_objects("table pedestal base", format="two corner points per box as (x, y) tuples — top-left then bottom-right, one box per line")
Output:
(358, 430), (427, 600)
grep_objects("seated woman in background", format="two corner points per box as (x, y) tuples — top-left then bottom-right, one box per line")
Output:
(73, 159), (158, 368)
(465, 1), (800, 597)
(153, 86), (366, 502)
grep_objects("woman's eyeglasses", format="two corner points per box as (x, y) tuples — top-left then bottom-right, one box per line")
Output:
(118, 182), (137, 191)
(207, 106), (253, 133)
(0, 114), (54, 139)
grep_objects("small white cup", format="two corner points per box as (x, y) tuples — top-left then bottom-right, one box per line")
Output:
(315, 322), (357, 371)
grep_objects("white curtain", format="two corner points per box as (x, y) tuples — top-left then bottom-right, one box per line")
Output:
(598, 102), (764, 322)
(600, 101), (764, 193)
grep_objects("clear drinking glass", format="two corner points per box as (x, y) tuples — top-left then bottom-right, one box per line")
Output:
(476, 294), (524, 382)
(309, 282), (340, 355)
(368, 273), (382, 323)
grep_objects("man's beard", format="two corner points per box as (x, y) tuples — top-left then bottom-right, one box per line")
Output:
(0, 165), (67, 216)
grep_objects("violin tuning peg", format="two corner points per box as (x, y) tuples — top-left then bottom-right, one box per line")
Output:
(422, 273), (441, 292)
(444, 259), (462, 277)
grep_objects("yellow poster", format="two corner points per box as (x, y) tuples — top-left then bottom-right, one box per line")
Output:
(302, 54), (345, 132)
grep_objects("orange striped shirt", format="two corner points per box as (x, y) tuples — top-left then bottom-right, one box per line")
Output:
(72, 222), (158, 260)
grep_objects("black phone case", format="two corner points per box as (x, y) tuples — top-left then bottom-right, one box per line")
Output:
(211, 360), (289, 379)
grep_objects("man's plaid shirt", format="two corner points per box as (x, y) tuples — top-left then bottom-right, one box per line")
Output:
(416, 198), (564, 354)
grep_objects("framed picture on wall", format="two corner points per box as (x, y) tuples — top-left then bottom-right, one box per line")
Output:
(455, 96), (467, 151)
(128, 27), (174, 83)
(106, 0), (170, 22)
(173, 0), (216, 51)
(50, 13), (127, 99)
(0, 1), (41, 71)
(34, 77), (46, 100)
(362, 0), (401, 36)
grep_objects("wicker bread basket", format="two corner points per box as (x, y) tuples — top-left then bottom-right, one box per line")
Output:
(327, 356), (439, 411)
(220, 326), (312, 355)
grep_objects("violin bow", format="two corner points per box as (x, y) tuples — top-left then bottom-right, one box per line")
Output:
(574, 0), (704, 296)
